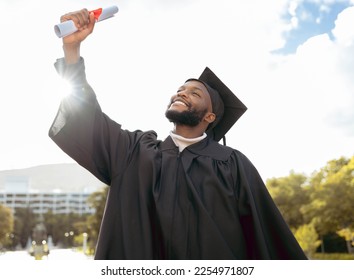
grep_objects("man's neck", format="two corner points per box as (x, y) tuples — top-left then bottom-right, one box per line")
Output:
(173, 124), (206, 138)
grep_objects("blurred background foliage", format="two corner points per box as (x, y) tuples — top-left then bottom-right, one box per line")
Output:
(1, 156), (353, 259)
(267, 156), (354, 259)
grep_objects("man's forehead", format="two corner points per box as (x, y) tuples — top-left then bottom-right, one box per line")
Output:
(182, 80), (209, 93)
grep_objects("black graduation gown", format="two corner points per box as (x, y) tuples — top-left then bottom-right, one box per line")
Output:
(49, 58), (307, 260)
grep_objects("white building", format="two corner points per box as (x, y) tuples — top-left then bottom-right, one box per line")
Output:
(0, 176), (95, 215)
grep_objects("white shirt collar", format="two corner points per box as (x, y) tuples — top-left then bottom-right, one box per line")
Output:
(170, 131), (207, 152)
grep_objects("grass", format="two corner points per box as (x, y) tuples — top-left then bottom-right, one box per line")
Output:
(311, 253), (354, 260)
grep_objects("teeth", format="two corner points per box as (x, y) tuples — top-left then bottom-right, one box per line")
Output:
(173, 101), (187, 106)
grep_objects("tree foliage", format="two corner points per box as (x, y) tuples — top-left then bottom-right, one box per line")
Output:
(302, 156), (354, 235)
(42, 211), (87, 247)
(85, 185), (108, 252)
(266, 171), (309, 229)
(337, 228), (354, 253)
(0, 204), (14, 247)
(295, 223), (322, 258)
(266, 156), (354, 254)
(13, 207), (37, 248)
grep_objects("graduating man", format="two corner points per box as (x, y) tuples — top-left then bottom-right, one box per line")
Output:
(49, 9), (307, 259)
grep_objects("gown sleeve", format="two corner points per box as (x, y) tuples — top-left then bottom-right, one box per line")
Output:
(236, 151), (307, 259)
(49, 57), (140, 186)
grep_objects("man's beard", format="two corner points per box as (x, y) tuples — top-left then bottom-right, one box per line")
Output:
(165, 107), (207, 127)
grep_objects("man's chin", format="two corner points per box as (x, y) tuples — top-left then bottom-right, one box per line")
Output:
(165, 109), (202, 127)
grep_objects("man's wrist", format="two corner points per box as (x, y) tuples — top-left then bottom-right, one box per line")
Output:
(55, 56), (87, 86)
(63, 43), (81, 64)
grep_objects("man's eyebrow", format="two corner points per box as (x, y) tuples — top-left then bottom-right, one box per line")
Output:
(192, 86), (204, 91)
(184, 85), (204, 92)
(178, 84), (205, 93)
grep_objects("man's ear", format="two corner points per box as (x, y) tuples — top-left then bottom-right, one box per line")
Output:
(204, 112), (216, 124)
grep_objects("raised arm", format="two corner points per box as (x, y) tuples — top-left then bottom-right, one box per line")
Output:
(50, 8), (140, 186)
(60, 9), (96, 64)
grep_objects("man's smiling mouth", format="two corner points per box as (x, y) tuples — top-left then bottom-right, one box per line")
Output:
(171, 97), (190, 107)
(172, 100), (188, 107)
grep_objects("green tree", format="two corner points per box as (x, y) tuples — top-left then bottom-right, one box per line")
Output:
(337, 227), (354, 254)
(302, 156), (354, 236)
(72, 220), (90, 247)
(42, 212), (86, 248)
(42, 210), (61, 245)
(266, 171), (309, 229)
(295, 223), (322, 259)
(0, 204), (14, 248)
(85, 185), (108, 252)
(13, 207), (37, 248)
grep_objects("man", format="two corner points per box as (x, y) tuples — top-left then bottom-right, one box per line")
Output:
(49, 9), (307, 260)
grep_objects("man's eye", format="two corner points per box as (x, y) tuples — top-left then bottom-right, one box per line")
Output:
(192, 92), (200, 96)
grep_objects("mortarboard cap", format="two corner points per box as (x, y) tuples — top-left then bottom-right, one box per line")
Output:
(188, 67), (247, 142)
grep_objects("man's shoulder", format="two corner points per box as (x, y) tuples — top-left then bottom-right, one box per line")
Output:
(201, 138), (256, 164)
(135, 130), (163, 147)
(189, 138), (238, 161)
(139, 130), (159, 141)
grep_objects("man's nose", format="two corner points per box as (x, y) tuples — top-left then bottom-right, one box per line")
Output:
(177, 90), (188, 98)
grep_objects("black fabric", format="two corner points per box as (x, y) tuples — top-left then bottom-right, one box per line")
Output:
(49, 58), (307, 260)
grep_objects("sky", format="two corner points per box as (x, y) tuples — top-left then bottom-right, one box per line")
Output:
(0, 0), (353, 181)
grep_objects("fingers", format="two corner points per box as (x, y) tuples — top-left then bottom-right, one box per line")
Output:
(87, 12), (96, 32)
(60, 9), (91, 31)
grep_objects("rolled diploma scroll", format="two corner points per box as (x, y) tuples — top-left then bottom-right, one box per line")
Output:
(54, 6), (119, 38)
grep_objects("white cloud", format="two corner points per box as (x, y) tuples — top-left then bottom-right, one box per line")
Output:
(0, 0), (352, 181)
(288, 1), (299, 15)
(319, 4), (331, 13)
(327, 6), (354, 135)
(291, 16), (300, 28)
(332, 6), (354, 46)
(217, 3), (354, 180)
(249, 5), (354, 178)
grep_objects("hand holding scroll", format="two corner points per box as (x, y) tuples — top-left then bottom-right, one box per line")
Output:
(55, 6), (118, 64)
(55, 6), (119, 38)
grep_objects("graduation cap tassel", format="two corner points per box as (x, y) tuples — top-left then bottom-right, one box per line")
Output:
(222, 136), (226, 146)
